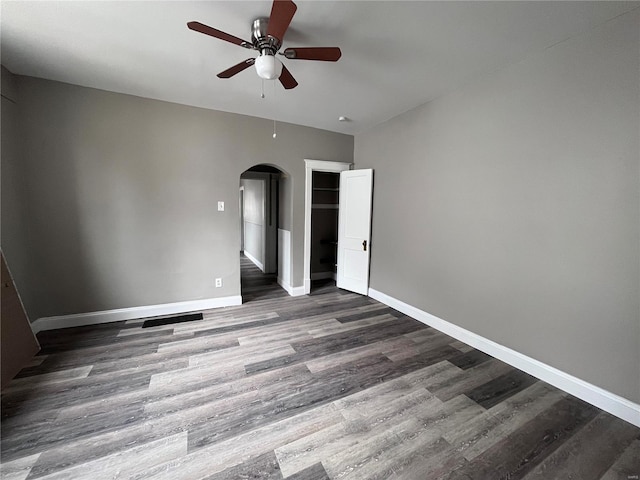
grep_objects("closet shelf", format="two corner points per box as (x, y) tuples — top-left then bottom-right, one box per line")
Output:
(312, 204), (339, 210)
(319, 258), (337, 265)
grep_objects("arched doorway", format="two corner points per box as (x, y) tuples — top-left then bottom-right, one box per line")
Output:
(239, 164), (290, 302)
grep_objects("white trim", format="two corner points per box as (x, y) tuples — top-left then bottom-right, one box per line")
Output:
(239, 185), (245, 252)
(278, 228), (292, 289)
(368, 287), (640, 428)
(276, 277), (306, 297)
(303, 159), (352, 295)
(304, 159), (352, 170)
(243, 250), (264, 272)
(276, 276), (290, 294)
(31, 295), (243, 333)
(290, 286), (306, 296)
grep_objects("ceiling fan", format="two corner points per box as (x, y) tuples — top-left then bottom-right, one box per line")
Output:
(187, 0), (341, 90)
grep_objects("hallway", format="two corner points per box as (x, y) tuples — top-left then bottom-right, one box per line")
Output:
(240, 253), (287, 303)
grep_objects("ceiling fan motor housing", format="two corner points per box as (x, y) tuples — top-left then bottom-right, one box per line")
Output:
(252, 18), (281, 55)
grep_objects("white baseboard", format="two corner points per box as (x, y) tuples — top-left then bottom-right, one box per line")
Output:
(290, 286), (306, 296)
(368, 287), (640, 428)
(31, 295), (243, 333)
(277, 277), (307, 297)
(243, 250), (264, 271)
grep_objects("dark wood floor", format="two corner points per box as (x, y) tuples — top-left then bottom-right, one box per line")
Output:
(1, 256), (638, 479)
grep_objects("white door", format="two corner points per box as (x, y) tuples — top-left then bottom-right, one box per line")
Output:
(337, 169), (373, 295)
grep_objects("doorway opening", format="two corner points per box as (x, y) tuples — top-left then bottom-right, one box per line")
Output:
(310, 171), (340, 293)
(239, 164), (288, 302)
(303, 159), (352, 294)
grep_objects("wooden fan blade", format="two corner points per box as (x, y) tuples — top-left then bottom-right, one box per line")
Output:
(267, 0), (297, 42)
(283, 47), (342, 62)
(217, 58), (256, 78)
(187, 21), (251, 48)
(279, 64), (298, 89)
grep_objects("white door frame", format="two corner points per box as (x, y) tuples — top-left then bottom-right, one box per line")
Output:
(239, 186), (245, 253)
(303, 159), (352, 294)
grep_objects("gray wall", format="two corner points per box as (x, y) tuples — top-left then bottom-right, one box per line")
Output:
(4, 74), (353, 321)
(355, 11), (640, 403)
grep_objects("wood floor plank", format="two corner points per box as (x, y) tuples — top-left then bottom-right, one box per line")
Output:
(285, 462), (331, 480)
(521, 412), (640, 480)
(334, 307), (398, 323)
(18, 340), (163, 376)
(54, 387), (151, 421)
(599, 438), (640, 480)
(464, 368), (538, 409)
(322, 407), (465, 480)
(345, 432), (455, 480)
(201, 451), (283, 480)
(31, 432), (188, 480)
(307, 314), (398, 338)
(276, 388), (439, 477)
(137, 404), (343, 480)
(1, 368), (153, 421)
(147, 360), (245, 393)
(143, 363), (311, 416)
(386, 449), (468, 480)
(385, 331), (456, 362)
(0, 453), (41, 480)
(155, 335), (239, 354)
(24, 381), (310, 476)
(187, 354), (395, 450)
(443, 396), (599, 480)
(449, 340), (474, 353)
(442, 381), (566, 461)
(447, 349), (492, 370)
(1, 256), (637, 479)
(188, 343), (296, 368)
(428, 357), (515, 402)
(1, 366), (93, 392)
(304, 337), (415, 373)
(1, 401), (147, 462)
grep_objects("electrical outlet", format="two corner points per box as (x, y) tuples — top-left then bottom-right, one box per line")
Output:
(215, 278), (222, 288)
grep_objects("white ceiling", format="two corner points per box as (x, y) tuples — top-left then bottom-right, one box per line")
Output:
(2, 1), (638, 134)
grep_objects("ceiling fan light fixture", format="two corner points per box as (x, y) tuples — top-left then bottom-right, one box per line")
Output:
(255, 54), (283, 80)
(188, 0), (341, 90)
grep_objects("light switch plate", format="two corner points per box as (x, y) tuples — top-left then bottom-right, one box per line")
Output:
(217, 201), (224, 211)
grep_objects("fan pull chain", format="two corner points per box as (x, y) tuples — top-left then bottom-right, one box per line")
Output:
(261, 79), (265, 99)
(272, 80), (277, 139)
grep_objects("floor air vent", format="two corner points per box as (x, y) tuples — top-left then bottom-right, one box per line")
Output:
(141, 312), (203, 328)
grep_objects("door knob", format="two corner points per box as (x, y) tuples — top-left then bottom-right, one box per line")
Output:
(362, 240), (367, 251)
